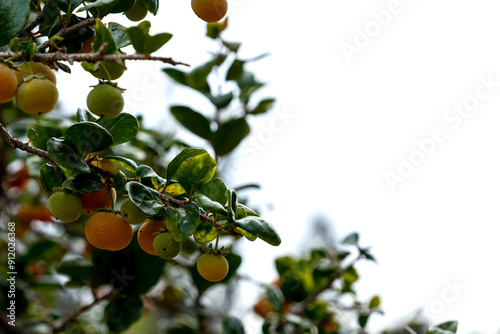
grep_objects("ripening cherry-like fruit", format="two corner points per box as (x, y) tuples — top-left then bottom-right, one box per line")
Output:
(125, 0), (148, 21)
(120, 198), (148, 225)
(87, 83), (124, 119)
(191, 0), (228, 22)
(85, 212), (133, 251)
(47, 192), (83, 223)
(80, 185), (116, 214)
(16, 78), (59, 115)
(91, 61), (126, 81)
(0, 63), (18, 103)
(197, 253), (229, 282)
(15, 62), (57, 85)
(153, 232), (181, 259)
(137, 219), (166, 255)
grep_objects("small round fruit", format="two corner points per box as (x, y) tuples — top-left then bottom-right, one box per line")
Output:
(191, 0), (228, 22)
(16, 78), (59, 115)
(137, 219), (165, 255)
(0, 63), (17, 103)
(91, 61), (126, 81)
(15, 62), (57, 85)
(80, 185), (115, 214)
(121, 199), (148, 225)
(125, 0), (148, 21)
(85, 212), (133, 251)
(197, 253), (229, 282)
(87, 83), (124, 119)
(47, 192), (82, 223)
(153, 232), (181, 259)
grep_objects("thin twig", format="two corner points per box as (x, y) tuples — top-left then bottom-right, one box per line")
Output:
(38, 17), (97, 51)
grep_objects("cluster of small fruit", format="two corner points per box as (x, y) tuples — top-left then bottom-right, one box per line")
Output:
(124, 0), (229, 23)
(46, 185), (228, 282)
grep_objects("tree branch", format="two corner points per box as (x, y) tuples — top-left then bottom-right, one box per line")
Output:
(38, 17), (97, 51)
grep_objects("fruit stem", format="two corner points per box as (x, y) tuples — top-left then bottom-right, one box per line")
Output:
(215, 231), (220, 251)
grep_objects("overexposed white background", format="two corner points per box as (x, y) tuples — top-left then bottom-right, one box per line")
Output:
(55, 1), (500, 333)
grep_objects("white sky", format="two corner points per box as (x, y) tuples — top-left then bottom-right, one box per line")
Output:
(55, 1), (500, 333)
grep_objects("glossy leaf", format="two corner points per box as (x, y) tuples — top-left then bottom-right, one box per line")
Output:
(342, 232), (359, 245)
(39, 1), (60, 36)
(222, 316), (245, 334)
(112, 170), (128, 191)
(235, 204), (259, 219)
(208, 92), (233, 109)
(64, 122), (114, 158)
(126, 21), (172, 54)
(40, 163), (67, 194)
(427, 321), (459, 334)
(234, 216), (281, 246)
(226, 189), (237, 223)
(226, 59), (245, 81)
(125, 181), (164, 216)
(102, 155), (137, 172)
(171, 106), (212, 140)
(105, 294), (144, 332)
(186, 60), (215, 93)
(167, 147), (208, 183)
(0, 0), (30, 47)
(109, 21), (131, 49)
(97, 113), (139, 146)
(250, 98), (275, 115)
(47, 138), (90, 173)
(193, 220), (217, 244)
(170, 149), (217, 195)
(163, 68), (188, 86)
(142, 0), (159, 15)
(193, 193), (227, 215)
(92, 18), (117, 54)
(76, 108), (97, 122)
(62, 172), (103, 193)
(54, 0), (85, 13)
(166, 204), (200, 242)
(213, 118), (250, 156)
(48, 14), (95, 53)
(199, 177), (227, 205)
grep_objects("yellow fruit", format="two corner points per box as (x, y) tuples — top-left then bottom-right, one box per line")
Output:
(16, 78), (59, 115)
(15, 62), (57, 85)
(85, 212), (133, 251)
(197, 253), (229, 282)
(47, 192), (82, 223)
(137, 219), (165, 255)
(191, 0), (228, 22)
(0, 63), (18, 103)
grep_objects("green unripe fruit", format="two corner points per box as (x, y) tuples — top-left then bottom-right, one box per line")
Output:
(153, 232), (182, 260)
(91, 61), (126, 81)
(120, 199), (148, 225)
(86, 83), (124, 119)
(47, 192), (82, 223)
(125, 0), (148, 21)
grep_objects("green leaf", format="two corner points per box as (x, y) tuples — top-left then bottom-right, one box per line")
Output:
(102, 155), (137, 172)
(427, 321), (459, 334)
(369, 295), (381, 309)
(208, 92), (233, 109)
(108, 22), (131, 49)
(222, 316), (245, 334)
(125, 181), (164, 216)
(39, 1), (60, 36)
(136, 165), (166, 189)
(126, 21), (172, 54)
(235, 203), (259, 219)
(64, 122), (114, 158)
(105, 294), (144, 332)
(47, 138), (90, 173)
(342, 232), (359, 245)
(76, 108), (97, 122)
(222, 40), (241, 53)
(251, 98), (275, 115)
(226, 59), (245, 81)
(92, 229), (165, 294)
(234, 216), (281, 246)
(163, 68), (188, 86)
(54, 0), (85, 13)
(112, 170), (128, 191)
(166, 204), (200, 242)
(342, 266), (359, 284)
(226, 189), (237, 224)
(265, 285), (285, 311)
(213, 118), (250, 156)
(199, 177), (227, 205)
(170, 106), (212, 140)
(193, 220), (217, 244)
(173, 151), (217, 196)
(57, 258), (100, 287)
(358, 314), (369, 328)
(48, 14), (95, 53)
(97, 113), (139, 146)
(192, 193), (227, 215)
(0, 0), (30, 47)
(206, 20), (227, 39)
(79, 0), (135, 16)
(186, 60), (215, 93)
(166, 147), (208, 183)
(92, 18), (117, 54)
(40, 163), (67, 194)
(62, 172), (103, 193)
(141, 0), (159, 15)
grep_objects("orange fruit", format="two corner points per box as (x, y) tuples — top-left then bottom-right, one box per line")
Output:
(253, 298), (273, 319)
(137, 219), (165, 255)
(80, 185), (116, 213)
(85, 212), (133, 251)
(191, 0), (228, 23)
(0, 63), (18, 103)
(15, 62), (57, 85)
